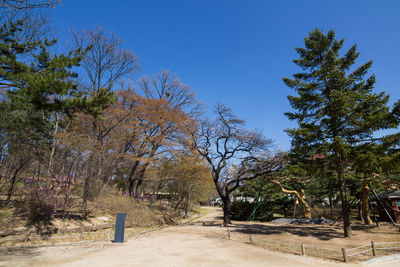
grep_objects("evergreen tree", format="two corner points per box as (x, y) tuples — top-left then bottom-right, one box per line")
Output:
(0, 19), (114, 198)
(0, 20), (114, 116)
(283, 29), (392, 237)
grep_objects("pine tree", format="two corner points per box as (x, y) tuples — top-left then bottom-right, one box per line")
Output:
(0, 19), (115, 198)
(0, 20), (114, 116)
(283, 28), (392, 237)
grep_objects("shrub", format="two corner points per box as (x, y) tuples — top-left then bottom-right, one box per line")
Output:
(24, 175), (76, 223)
(255, 202), (274, 221)
(230, 201), (253, 221)
(230, 200), (274, 222)
(26, 195), (54, 222)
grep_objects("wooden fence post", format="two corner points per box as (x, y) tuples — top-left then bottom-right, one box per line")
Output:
(342, 248), (347, 262)
(371, 241), (376, 256)
(301, 243), (306, 256)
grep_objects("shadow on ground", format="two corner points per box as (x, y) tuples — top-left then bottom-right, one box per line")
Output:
(220, 222), (344, 241)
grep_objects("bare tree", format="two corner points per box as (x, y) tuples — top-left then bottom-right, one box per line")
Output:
(0, 9), (50, 42)
(71, 27), (139, 94)
(0, 0), (57, 49)
(0, 0), (58, 10)
(140, 71), (200, 114)
(69, 27), (138, 208)
(113, 73), (200, 198)
(193, 104), (282, 225)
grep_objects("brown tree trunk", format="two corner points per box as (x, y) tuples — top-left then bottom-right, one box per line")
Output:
(6, 163), (26, 201)
(222, 196), (231, 226)
(134, 162), (151, 198)
(335, 153), (352, 237)
(127, 161), (139, 197)
(338, 177), (351, 237)
(82, 172), (91, 210)
(361, 173), (373, 225)
(7, 169), (19, 201)
(134, 179), (143, 198)
(48, 112), (60, 175)
(174, 196), (184, 210)
(271, 181), (312, 218)
(184, 192), (190, 214)
(82, 155), (96, 210)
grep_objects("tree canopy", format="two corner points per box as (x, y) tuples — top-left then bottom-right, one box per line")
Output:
(283, 28), (395, 237)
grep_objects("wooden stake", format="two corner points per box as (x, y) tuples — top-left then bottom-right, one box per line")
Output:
(249, 233), (252, 244)
(301, 243), (305, 256)
(227, 228), (230, 239)
(342, 248), (347, 262)
(371, 241), (376, 256)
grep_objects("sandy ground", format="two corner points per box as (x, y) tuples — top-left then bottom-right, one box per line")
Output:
(0, 207), (399, 267)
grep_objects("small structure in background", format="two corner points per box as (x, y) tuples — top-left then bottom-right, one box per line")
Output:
(113, 213), (127, 243)
(211, 197), (222, 206)
(377, 190), (400, 223)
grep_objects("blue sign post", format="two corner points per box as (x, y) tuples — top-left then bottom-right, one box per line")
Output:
(113, 213), (127, 243)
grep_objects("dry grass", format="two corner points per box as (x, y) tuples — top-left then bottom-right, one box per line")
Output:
(0, 188), (183, 247)
(90, 194), (175, 227)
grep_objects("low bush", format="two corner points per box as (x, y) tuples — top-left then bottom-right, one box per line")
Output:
(230, 200), (274, 222)
(24, 176), (76, 223)
(26, 196), (54, 222)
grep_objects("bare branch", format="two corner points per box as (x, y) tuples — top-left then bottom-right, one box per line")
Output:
(71, 27), (139, 94)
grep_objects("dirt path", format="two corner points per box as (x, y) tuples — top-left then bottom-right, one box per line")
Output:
(1, 207), (398, 267)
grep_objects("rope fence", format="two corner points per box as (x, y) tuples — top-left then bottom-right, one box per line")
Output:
(2, 222), (400, 263)
(223, 227), (400, 262)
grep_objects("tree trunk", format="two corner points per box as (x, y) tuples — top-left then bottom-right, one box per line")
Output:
(6, 163), (26, 201)
(82, 172), (91, 210)
(128, 179), (135, 197)
(184, 192), (190, 214)
(335, 153), (352, 237)
(134, 179), (143, 198)
(271, 181), (312, 218)
(361, 174), (373, 225)
(222, 196), (231, 226)
(134, 162), (150, 198)
(338, 177), (351, 237)
(7, 169), (19, 201)
(174, 196), (184, 210)
(82, 156), (95, 210)
(48, 112), (60, 175)
(127, 161), (139, 197)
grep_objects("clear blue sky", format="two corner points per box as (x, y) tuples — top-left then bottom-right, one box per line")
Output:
(50, 0), (400, 151)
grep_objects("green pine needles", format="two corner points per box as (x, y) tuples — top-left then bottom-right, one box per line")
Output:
(0, 20), (114, 116)
(283, 28), (393, 237)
